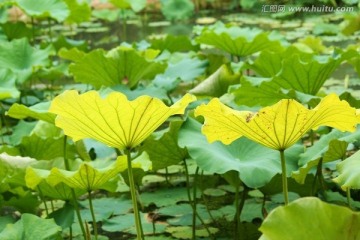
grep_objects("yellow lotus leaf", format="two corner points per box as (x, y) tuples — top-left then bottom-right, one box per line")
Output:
(49, 90), (196, 149)
(46, 156), (127, 191)
(195, 94), (358, 150)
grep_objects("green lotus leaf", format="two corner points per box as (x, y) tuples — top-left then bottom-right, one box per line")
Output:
(15, 0), (69, 22)
(161, 0), (194, 21)
(190, 64), (240, 97)
(61, 47), (166, 89)
(149, 35), (199, 53)
(0, 21), (32, 41)
(230, 76), (293, 106)
(46, 156), (127, 191)
(334, 149), (360, 190)
(0, 213), (62, 240)
(20, 134), (76, 160)
(273, 54), (343, 95)
(178, 118), (301, 188)
(0, 153), (36, 187)
(110, 0), (146, 12)
(196, 23), (282, 57)
(63, 0), (91, 24)
(292, 139), (348, 184)
(26, 159), (85, 200)
(0, 38), (53, 83)
(0, 69), (19, 100)
(141, 121), (188, 171)
(159, 57), (207, 83)
(7, 102), (55, 123)
(259, 197), (360, 240)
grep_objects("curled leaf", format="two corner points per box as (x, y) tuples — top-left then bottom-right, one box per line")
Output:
(49, 90), (196, 149)
(333, 150), (360, 190)
(195, 94), (358, 150)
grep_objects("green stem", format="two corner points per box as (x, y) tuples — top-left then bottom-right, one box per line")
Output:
(346, 188), (352, 209)
(234, 184), (240, 239)
(63, 136), (87, 239)
(50, 200), (55, 212)
(125, 149), (144, 240)
(121, 10), (127, 41)
(280, 150), (289, 205)
(31, 17), (35, 45)
(234, 185), (248, 239)
(87, 191), (98, 240)
(183, 160), (212, 239)
(37, 187), (49, 216)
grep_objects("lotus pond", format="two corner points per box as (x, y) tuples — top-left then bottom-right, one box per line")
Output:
(1, 0), (360, 239)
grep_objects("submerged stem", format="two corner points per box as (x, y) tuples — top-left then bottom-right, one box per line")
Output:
(280, 150), (289, 205)
(125, 149), (144, 240)
(87, 191), (98, 240)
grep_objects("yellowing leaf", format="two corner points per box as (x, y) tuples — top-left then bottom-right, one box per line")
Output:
(49, 90), (196, 149)
(47, 156), (128, 191)
(195, 94), (358, 150)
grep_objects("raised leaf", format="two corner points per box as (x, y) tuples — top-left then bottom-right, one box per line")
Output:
(190, 64), (240, 97)
(0, 213), (61, 240)
(0, 69), (19, 100)
(333, 150), (360, 190)
(61, 47), (166, 89)
(7, 102), (55, 123)
(49, 90), (195, 150)
(195, 94), (358, 150)
(63, 0), (91, 24)
(178, 118), (301, 188)
(15, 0), (69, 22)
(196, 23), (282, 57)
(0, 38), (53, 83)
(142, 121), (188, 171)
(149, 35), (199, 53)
(259, 197), (360, 240)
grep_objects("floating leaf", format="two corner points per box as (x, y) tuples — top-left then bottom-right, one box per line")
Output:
(195, 94), (358, 150)
(7, 102), (55, 123)
(60, 47), (166, 89)
(142, 121), (188, 171)
(259, 197), (360, 240)
(15, 0), (69, 22)
(0, 213), (62, 240)
(333, 150), (360, 190)
(178, 118), (301, 188)
(49, 90), (195, 150)
(190, 64), (240, 97)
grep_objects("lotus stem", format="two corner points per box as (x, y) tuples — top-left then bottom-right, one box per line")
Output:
(63, 136), (87, 240)
(87, 191), (98, 240)
(346, 188), (352, 209)
(183, 160), (212, 239)
(234, 185), (248, 239)
(125, 149), (144, 240)
(279, 150), (289, 205)
(37, 187), (49, 216)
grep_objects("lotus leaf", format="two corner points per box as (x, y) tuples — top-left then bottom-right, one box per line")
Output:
(259, 197), (360, 240)
(61, 47), (166, 89)
(15, 0), (69, 22)
(7, 102), (55, 123)
(0, 213), (62, 240)
(0, 69), (19, 100)
(334, 150), (360, 190)
(49, 90), (195, 149)
(195, 94), (358, 150)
